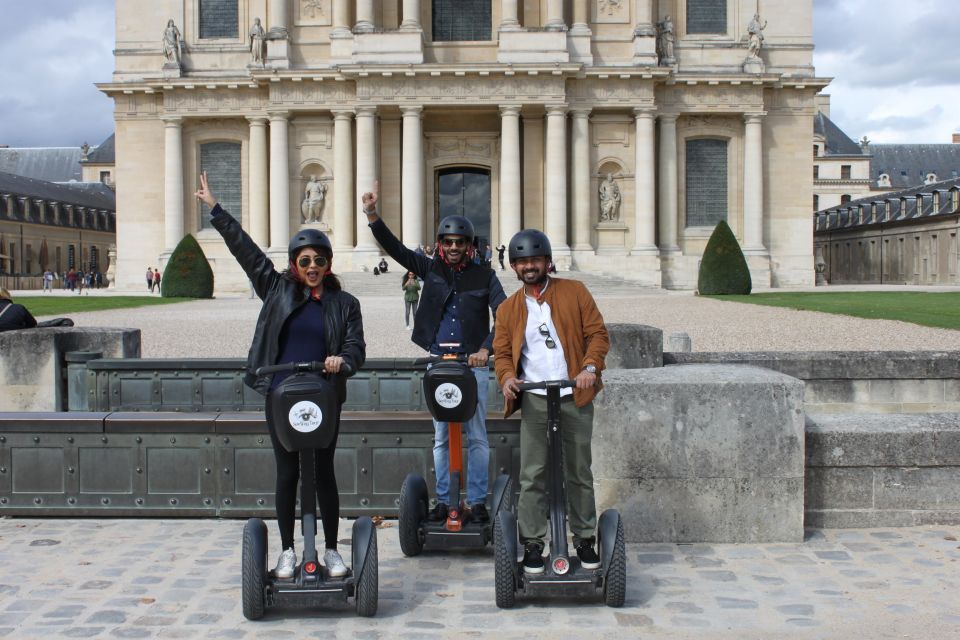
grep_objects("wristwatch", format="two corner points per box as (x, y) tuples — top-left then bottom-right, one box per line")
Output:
(583, 364), (597, 374)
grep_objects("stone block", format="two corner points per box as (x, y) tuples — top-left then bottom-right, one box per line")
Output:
(0, 328), (140, 412)
(593, 365), (805, 542)
(605, 323), (662, 369)
(868, 379), (945, 404)
(805, 413), (960, 466)
(804, 467), (874, 510)
(875, 467), (960, 510)
(596, 477), (804, 543)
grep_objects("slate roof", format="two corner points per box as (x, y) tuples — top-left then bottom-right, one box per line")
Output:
(813, 111), (865, 157)
(869, 144), (960, 189)
(814, 176), (960, 233)
(0, 147), (83, 182)
(0, 171), (116, 211)
(81, 134), (115, 165)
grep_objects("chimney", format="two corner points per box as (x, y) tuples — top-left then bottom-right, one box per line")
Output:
(953, 133), (960, 144)
(815, 94), (831, 117)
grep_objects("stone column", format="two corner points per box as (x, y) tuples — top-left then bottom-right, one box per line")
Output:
(269, 0), (288, 36)
(401, 106), (425, 248)
(743, 113), (766, 253)
(544, 106), (570, 255)
(570, 108), (592, 251)
(658, 115), (679, 253)
(247, 117), (269, 248)
(332, 0), (351, 34)
(355, 0), (375, 32)
(500, 0), (520, 30)
(162, 116), (184, 252)
(332, 110), (355, 250)
(572, 0), (589, 30)
(545, 0), (566, 31)
(401, 0), (421, 29)
(355, 106), (378, 250)
(632, 108), (658, 254)
(632, 0), (657, 65)
(499, 105), (523, 245)
(269, 111), (290, 250)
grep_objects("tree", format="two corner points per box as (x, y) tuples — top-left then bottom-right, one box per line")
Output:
(697, 220), (752, 295)
(161, 234), (214, 298)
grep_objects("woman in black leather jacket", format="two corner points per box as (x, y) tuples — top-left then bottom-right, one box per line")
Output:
(197, 172), (365, 581)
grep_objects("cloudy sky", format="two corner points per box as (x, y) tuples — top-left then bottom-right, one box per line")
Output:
(0, 0), (956, 148)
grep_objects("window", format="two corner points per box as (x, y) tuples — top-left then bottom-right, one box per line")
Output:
(685, 138), (728, 227)
(199, 142), (242, 229)
(813, 165), (819, 180)
(199, 0), (238, 39)
(687, 0), (726, 34)
(813, 195), (819, 210)
(432, 0), (491, 41)
(841, 194), (851, 204)
(813, 145), (819, 157)
(841, 165), (851, 180)
(99, 171), (110, 183)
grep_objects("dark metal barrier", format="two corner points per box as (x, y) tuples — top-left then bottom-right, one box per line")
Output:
(0, 411), (519, 517)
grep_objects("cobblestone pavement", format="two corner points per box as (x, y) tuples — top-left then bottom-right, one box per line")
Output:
(1, 518), (959, 639)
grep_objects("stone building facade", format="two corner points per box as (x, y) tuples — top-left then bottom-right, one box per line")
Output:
(100, 0), (825, 292)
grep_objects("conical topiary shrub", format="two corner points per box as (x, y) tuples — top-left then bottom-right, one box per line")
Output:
(697, 220), (752, 295)
(161, 234), (214, 298)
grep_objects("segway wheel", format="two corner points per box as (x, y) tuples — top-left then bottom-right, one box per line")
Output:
(241, 518), (268, 620)
(603, 517), (627, 608)
(491, 474), (515, 518)
(398, 474), (427, 557)
(355, 528), (379, 617)
(493, 515), (516, 609)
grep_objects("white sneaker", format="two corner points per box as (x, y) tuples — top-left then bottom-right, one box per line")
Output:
(323, 549), (348, 578)
(274, 548), (296, 579)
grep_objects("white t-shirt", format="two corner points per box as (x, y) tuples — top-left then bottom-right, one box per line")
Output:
(518, 280), (572, 397)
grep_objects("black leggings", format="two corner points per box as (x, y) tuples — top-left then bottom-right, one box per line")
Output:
(266, 402), (341, 551)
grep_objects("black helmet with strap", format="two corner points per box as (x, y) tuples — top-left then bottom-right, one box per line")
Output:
(436, 215), (475, 242)
(508, 229), (551, 263)
(288, 228), (332, 260)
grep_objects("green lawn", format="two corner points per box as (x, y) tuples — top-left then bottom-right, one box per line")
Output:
(704, 292), (960, 331)
(17, 296), (194, 316)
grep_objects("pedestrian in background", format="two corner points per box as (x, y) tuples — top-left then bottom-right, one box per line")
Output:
(402, 271), (420, 329)
(153, 268), (162, 294)
(146, 267), (154, 292)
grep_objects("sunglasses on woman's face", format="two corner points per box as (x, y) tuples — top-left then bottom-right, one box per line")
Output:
(442, 237), (467, 248)
(297, 255), (328, 269)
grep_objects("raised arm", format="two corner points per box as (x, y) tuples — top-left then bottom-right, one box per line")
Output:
(361, 182), (432, 277)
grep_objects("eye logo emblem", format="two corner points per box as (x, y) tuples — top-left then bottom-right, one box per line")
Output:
(434, 383), (462, 409)
(288, 401), (323, 433)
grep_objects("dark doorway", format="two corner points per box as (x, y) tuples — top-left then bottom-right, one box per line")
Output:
(436, 167), (491, 250)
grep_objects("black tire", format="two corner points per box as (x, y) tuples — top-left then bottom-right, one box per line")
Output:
(603, 517), (626, 608)
(398, 475), (426, 557)
(493, 516), (516, 609)
(493, 475), (515, 518)
(241, 518), (268, 620)
(355, 528), (379, 617)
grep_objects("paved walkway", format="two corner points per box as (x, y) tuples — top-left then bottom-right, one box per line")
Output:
(0, 518), (958, 638)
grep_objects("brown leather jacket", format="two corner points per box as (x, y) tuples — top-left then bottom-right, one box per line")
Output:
(493, 277), (609, 416)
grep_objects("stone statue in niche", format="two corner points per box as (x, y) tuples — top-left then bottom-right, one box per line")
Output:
(302, 0), (325, 19)
(249, 18), (266, 66)
(599, 173), (622, 222)
(746, 13), (767, 59)
(301, 175), (327, 224)
(598, 0), (623, 16)
(656, 15), (675, 65)
(162, 19), (183, 67)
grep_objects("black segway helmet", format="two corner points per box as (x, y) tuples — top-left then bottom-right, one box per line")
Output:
(508, 229), (552, 263)
(288, 228), (333, 260)
(436, 215), (475, 243)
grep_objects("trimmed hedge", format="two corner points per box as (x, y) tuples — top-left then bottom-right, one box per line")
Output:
(161, 234), (214, 298)
(697, 220), (752, 295)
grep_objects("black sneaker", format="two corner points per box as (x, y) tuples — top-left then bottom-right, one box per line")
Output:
(428, 502), (449, 522)
(576, 538), (601, 570)
(522, 541), (545, 575)
(469, 503), (489, 523)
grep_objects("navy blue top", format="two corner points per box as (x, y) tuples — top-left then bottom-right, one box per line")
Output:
(429, 270), (464, 355)
(270, 297), (328, 389)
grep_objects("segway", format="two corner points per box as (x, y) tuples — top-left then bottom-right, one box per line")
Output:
(398, 353), (513, 555)
(241, 361), (378, 619)
(493, 379), (626, 608)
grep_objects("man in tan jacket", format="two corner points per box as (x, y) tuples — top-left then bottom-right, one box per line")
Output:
(493, 229), (610, 575)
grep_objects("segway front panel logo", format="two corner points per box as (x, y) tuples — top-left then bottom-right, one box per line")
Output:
(289, 401), (323, 433)
(434, 383), (462, 409)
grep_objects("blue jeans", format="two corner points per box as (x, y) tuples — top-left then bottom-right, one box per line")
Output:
(433, 366), (490, 506)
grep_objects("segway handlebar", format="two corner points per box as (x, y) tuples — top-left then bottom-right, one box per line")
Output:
(254, 361), (354, 377)
(515, 379), (575, 392)
(413, 353), (470, 366)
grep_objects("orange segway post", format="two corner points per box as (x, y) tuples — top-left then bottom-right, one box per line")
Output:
(442, 353), (465, 532)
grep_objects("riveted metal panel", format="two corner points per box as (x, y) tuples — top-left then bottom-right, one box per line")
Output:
(79, 447), (133, 493)
(140, 433), (217, 511)
(12, 446), (65, 493)
(158, 375), (195, 409)
(114, 375), (153, 409)
(343, 372), (377, 411)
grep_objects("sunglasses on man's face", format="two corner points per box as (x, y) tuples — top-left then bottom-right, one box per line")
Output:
(538, 322), (557, 349)
(297, 255), (328, 269)
(442, 237), (467, 248)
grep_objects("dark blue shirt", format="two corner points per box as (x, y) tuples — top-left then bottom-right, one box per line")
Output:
(271, 297), (327, 389)
(429, 270), (465, 355)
